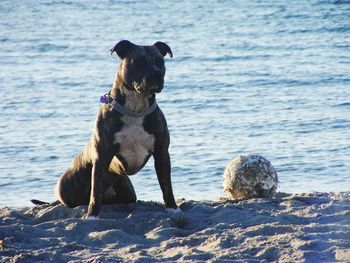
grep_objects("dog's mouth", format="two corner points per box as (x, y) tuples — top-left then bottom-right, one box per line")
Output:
(150, 85), (163, 94)
(135, 86), (146, 94)
(129, 70), (164, 95)
(132, 82), (163, 95)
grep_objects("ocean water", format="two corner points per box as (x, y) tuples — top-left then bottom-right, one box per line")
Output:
(0, 0), (349, 207)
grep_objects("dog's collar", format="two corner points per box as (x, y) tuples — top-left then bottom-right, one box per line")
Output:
(100, 93), (158, 118)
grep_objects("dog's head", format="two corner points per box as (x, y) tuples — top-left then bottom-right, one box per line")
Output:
(111, 40), (173, 95)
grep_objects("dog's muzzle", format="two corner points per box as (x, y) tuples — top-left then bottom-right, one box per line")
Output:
(149, 69), (164, 93)
(133, 69), (164, 94)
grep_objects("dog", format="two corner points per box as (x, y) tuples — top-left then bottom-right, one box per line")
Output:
(54, 40), (178, 218)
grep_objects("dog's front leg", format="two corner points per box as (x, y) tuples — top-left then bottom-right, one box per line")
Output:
(154, 148), (177, 209)
(85, 159), (104, 218)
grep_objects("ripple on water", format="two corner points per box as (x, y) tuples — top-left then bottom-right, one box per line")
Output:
(0, 0), (350, 206)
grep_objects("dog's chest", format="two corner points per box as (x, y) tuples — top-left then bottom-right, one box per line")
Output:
(113, 116), (155, 174)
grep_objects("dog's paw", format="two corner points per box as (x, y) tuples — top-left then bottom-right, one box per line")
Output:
(82, 214), (100, 220)
(165, 207), (182, 214)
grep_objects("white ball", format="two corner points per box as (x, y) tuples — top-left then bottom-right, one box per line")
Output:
(223, 155), (278, 199)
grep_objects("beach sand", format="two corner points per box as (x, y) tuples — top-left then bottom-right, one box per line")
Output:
(1, 192), (349, 262)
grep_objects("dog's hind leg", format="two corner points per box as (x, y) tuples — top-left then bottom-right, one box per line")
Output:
(55, 154), (92, 208)
(98, 173), (136, 205)
(113, 175), (137, 204)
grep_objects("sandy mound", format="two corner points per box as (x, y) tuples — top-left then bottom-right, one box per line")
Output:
(1, 192), (349, 262)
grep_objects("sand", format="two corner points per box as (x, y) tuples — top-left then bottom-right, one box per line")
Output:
(0, 192), (349, 262)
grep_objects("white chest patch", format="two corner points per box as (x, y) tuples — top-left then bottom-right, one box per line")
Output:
(113, 116), (155, 174)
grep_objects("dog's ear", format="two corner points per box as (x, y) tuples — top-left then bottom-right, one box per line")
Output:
(110, 40), (135, 59)
(153, 42), (173, 58)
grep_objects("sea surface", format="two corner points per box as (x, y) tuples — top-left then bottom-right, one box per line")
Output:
(1, 0), (349, 207)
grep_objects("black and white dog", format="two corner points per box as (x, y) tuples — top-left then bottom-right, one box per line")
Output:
(54, 40), (178, 218)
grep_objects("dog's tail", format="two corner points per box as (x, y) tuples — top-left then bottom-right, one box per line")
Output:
(31, 199), (49, 205)
(31, 199), (61, 206)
